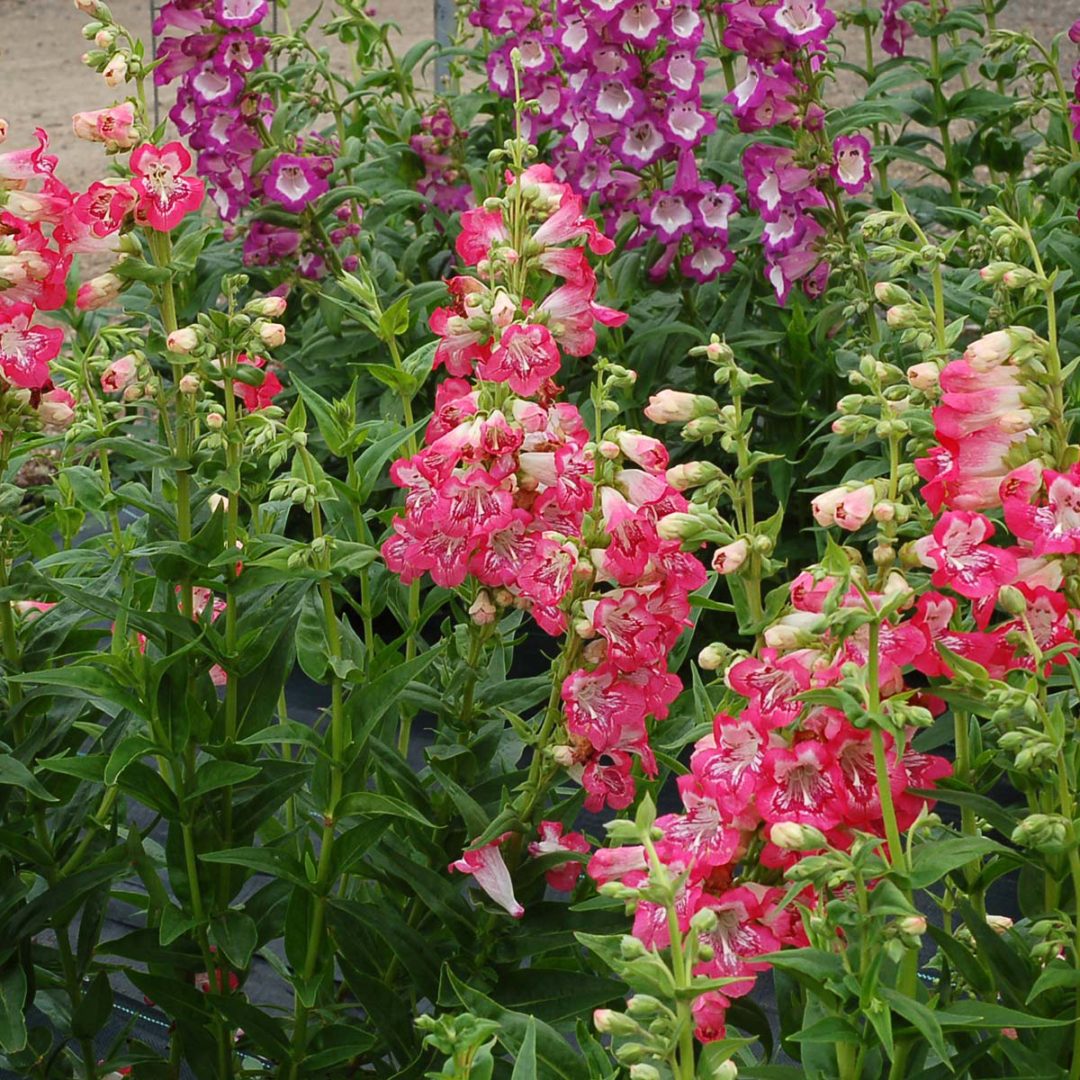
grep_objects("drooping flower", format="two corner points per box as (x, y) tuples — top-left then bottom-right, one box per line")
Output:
(449, 834), (525, 918)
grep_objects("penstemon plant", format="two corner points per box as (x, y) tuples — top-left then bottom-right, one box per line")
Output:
(2, 0), (1080, 1078)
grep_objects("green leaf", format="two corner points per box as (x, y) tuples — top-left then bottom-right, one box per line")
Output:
(510, 1018), (537, 1080)
(198, 847), (309, 889)
(936, 1000), (1071, 1029)
(189, 760), (261, 799)
(10, 665), (145, 719)
(334, 790), (435, 828)
(71, 970), (113, 1041)
(909, 836), (1009, 888)
(0, 966), (27, 1053)
(104, 735), (157, 786)
(880, 988), (950, 1064)
(1027, 961), (1080, 1003)
(211, 911), (258, 970)
(0, 755), (57, 803)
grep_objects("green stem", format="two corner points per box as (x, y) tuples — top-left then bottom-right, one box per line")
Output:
(929, 35), (961, 204)
(56, 930), (97, 1080)
(286, 449), (348, 1077)
(732, 391), (763, 628)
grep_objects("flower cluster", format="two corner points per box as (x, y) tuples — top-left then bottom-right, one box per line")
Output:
(722, 0), (872, 303)
(0, 126), (205, 428)
(912, 328), (1041, 514)
(383, 163), (711, 915)
(471, 0), (739, 283)
(411, 106), (474, 216)
(154, 0), (275, 222)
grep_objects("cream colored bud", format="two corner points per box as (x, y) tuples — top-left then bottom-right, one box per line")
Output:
(102, 54), (128, 87)
(258, 322), (286, 348)
(167, 327), (199, 354)
(206, 412), (224, 430)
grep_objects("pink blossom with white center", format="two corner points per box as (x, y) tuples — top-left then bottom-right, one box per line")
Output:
(617, 119), (667, 166)
(693, 887), (780, 998)
(726, 649), (811, 724)
(616, 2), (663, 45)
(449, 834), (524, 918)
(0, 302), (63, 389)
(656, 779), (742, 870)
(757, 740), (842, 830)
(263, 154), (328, 213)
(663, 99), (715, 148)
(589, 589), (667, 671)
(528, 821), (590, 892)
(129, 142), (205, 232)
(479, 323), (561, 396)
(1004, 464), (1080, 556)
(916, 510), (1019, 599)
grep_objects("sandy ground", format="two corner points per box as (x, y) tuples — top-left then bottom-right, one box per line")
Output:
(0, 0), (1074, 189)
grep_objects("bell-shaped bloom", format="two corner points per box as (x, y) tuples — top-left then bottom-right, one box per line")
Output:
(479, 323), (561, 396)
(214, 0), (269, 28)
(72, 103), (138, 150)
(263, 154), (329, 213)
(757, 740), (842, 830)
(0, 302), (63, 388)
(1003, 464), (1080, 556)
(130, 142), (205, 231)
(914, 511), (1018, 599)
(831, 134), (872, 194)
(449, 833), (524, 918)
(528, 821), (590, 892)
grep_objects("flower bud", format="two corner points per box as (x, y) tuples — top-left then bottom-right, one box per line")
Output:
(245, 295), (287, 318)
(697, 643), (728, 671)
(0, 119), (7, 144)
(629, 1066), (661, 1080)
(206, 412), (224, 431)
(100, 353), (138, 393)
(76, 271), (124, 311)
(886, 303), (923, 329)
(257, 322), (287, 348)
(979, 261), (1018, 284)
(899, 915), (927, 937)
(102, 53), (128, 87)
(38, 388), (76, 430)
(1001, 267), (1040, 290)
(167, 327), (200, 354)
(598, 439), (620, 459)
(179, 373), (200, 394)
(468, 590), (497, 626)
(986, 914), (1014, 934)
(708, 1064), (738, 1080)
(1012, 814), (1071, 854)
(874, 281), (911, 306)
(656, 512), (705, 542)
(208, 493), (229, 514)
(665, 461), (721, 491)
(770, 821), (827, 851)
(997, 585), (1027, 616)
(907, 362), (939, 391)
(711, 538), (749, 575)
(593, 1009), (641, 1037)
(643, 389), (718, 424)
(963, 330), (1015, 371)
(833, 485), (876, 531)
(122, 383), (143, 403)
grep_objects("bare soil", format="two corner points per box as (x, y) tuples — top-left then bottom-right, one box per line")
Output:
(0, 0), (1073, 190)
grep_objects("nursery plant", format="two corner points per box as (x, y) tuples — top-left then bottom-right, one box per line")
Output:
(1, 0), (1080, 1077)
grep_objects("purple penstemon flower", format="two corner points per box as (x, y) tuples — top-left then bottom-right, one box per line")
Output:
(214, 0), (270, 29)
(832, 134), (873, 195)
(263, 154), (330, 213)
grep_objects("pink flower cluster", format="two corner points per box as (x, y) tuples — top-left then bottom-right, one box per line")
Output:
(471, 0), (740, 283)
(411, 106), (474, 216)
(913, 330), (1036, 514)
(586, 600), (951, 1040)
(722, 0), (872, 303)
(0, 127), (197, 423)
(880, 0), (928, 57)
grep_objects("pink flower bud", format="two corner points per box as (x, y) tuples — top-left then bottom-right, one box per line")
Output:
(810, 486), (846, 527)
(769, 822), (827, 851)
(665, 461), (720, 491)
(167, 327), (199, 354)
(76, 271), (124, 311)
(711, 538), (749, 575)
(899, 915), (927, 936)
(598, 439), (620, 459)
(100, 353), (137, 392)
(833, 485), (875, 531)
(178, 373), (200, 394)
(468, 590), (497, 625)
(643, 389), (715, 424)
(615, 430), (669, 473)
(907, 362), (939, 390)
(38, 387), (76, 429)
(122, 383), (143, 402)
(245, 295), (288, 318)
(72, 103), (136, 149)
(963, 330), (1013, 371)
(206, 412), (224, 430)
(0, 119), (8, 144)
(258, 322), (286, 348)
(102, 54), (128, 87)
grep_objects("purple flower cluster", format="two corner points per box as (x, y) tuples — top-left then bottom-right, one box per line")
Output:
(471, 0), (739, 284)
(154, 0), (332, 225)
(410, 106), (474, 215)
(721, 0), (871, 304)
